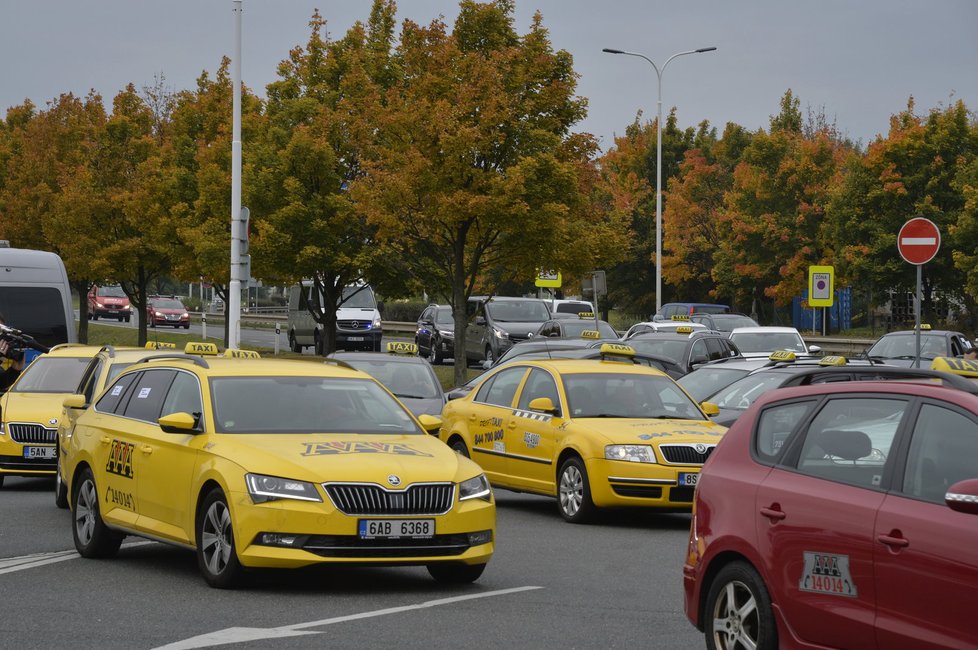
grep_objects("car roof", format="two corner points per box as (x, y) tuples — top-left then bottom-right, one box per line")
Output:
(126, 356), (369, 379)
(45, 344), (105, 358)
(752, 373), (978, 409)
(729, 326), (800, 334)
(507, 356), (670, 378)
(328, 351), (429, 365)
(629, 330), (712, 341)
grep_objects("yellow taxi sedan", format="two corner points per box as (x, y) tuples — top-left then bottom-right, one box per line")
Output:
(63, 354), (494, 588)
(439, 344), (727, 523)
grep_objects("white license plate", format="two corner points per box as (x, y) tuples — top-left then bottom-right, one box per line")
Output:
(678, 472), (699, 487)
(347, 336), (364, 341)
(23, 446), (57, 460)
(358, 519), (434, 539)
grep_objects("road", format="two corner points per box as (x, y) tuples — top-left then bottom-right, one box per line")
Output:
(0, 475), (702, 649)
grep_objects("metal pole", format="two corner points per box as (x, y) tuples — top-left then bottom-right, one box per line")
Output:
(228, 0), (243, 349)
(202, 312), (207, 341)
(914, 265), (922, 368)
(274, 322), (281, 355)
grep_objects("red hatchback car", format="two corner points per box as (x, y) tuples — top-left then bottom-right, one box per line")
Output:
(146, 295), (190, 329)
(684, 362), (978, 649)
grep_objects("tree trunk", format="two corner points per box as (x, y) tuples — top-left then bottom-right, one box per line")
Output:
(73, 280), (93, 344)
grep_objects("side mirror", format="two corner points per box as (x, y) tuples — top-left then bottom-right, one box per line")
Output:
(527, 332), (534, 338)
(528, 397), (558, 415)
(159, 411), (199, 434)
(808, 345), (822, 355)
(700, 401), (720, 417)
(946, 478), (978, 515)
(417, 413), (442, 435)
(377, 301), (385, 315)
(63, 394), (87, 410)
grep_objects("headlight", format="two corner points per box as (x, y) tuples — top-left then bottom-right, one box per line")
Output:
(181, 312), (189, 318)
(95, 302), (104, 308)
(459, 474), (492, 502)
(245, 473), (323, 503)
(605, 444), (657, 464)
(493, 327), (507, 340)
(373, 316), (382, 328)
(439, 329), (454, 339)
(155, 311), (163, 317)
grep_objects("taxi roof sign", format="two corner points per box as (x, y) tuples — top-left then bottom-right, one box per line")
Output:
(675, 326), (694, 334)
(185, 342), (219, 356)
(577, 312), (595, 319)
(580, 329), (601, 339)
(768, 351), (797, 362)
(931, 356), (978, 377)
(915, 323), (932, 330)
(818, 355), (847, 366)
(387, 341), (418, 355)
(145, 341), (177, 350)
(225, 348), (261, 359)
(599, 343), (636, 359)
(670, 315), (691, 321)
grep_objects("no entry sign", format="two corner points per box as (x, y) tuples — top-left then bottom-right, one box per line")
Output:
(898, 218), (941, 265)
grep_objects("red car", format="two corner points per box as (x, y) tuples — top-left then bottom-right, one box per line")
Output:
(87, 285), (132, 322)
(683, 362), (978, 649)
(146, 295), (190, 329)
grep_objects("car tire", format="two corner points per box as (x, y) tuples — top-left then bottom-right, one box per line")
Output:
(289, 331), (302, 354)
(449, 437), (470, 458)
(705, 561), (778, 650)
(484, 345), (495, 367)
(124, 315), (131, 323)
(196, 488), (245, 589)
(72, 467), (123, 558)
(557, 457), (596, 523)
(92, 313), (99, 321)
(55, 466), (68, 509)
(149, 320), (156, 328)
(0, 474), (5, 488)
(427, 562), (486, 584)
(184, 323), (190, 330)
(314, 332), (325, 356)
(428, 337), (444, 365)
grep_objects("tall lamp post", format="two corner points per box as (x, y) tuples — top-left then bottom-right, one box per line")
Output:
(602, 46), (716, 314)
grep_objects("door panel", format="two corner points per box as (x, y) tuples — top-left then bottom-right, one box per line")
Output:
(505, 368), (561, 493)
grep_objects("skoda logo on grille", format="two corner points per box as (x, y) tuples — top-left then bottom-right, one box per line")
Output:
(351, 320), (360, 329)
(388, 474), (401, 487)
(48, 418), (59, 425)
(694, 443), (707, 454)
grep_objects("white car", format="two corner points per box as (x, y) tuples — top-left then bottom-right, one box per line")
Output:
(727, 326), (821, 358)
(622, 320), (708, 340)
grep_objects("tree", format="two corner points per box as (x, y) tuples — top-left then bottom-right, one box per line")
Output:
(352, 1), (622, 384)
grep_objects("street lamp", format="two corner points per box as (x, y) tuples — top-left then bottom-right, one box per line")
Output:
(603, 46), (716, 314)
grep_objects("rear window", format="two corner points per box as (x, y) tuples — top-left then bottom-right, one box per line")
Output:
(0, 287), (69, 348)
(555, 302), (592, 315)
(13, 357), (91, 393)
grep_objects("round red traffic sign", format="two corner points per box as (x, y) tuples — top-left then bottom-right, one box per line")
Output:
(897, 217), (941, 265)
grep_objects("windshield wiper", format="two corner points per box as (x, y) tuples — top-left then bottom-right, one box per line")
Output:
(394, 393), (428, 399)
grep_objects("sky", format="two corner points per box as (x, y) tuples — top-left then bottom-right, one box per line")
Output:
(2, 0), (976, 150)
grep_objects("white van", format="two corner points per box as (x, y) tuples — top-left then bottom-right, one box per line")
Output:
(0, 247), (76, 348)
(287, 282), (383, 354)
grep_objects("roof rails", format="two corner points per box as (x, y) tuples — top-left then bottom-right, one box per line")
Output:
(135, 354), (209, 369)
(788, 365), (978, 394)
(98, 344), (117, 359)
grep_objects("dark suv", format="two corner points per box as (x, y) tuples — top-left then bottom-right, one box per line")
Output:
(464, 296), (552, 366)
(415, 304), (455, 364)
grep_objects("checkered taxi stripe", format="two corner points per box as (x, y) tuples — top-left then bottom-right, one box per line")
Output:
(512, 409), (552, 422)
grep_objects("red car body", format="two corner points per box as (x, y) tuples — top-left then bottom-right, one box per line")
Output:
(87, 285), (131, 321)
(146, 296), (190, 329)
(684, 380), (978, 649)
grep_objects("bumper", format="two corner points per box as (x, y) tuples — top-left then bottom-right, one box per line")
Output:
(585, 458), (701, 510)
(337, 329), (382, 350)
(229, 489), (495, 569)
(0, 436), (57, 476)
(152, 317), (189, 327)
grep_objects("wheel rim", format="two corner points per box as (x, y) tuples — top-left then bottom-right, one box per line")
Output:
(201, 501), (233, 576)
(559, 464), (583, 516)
(486, 347), (494, 364)
(74, 479), (98, 545)
(428, 339), (437, 363)
(55, 470), (63, 496)
(711, 579), (760, 650)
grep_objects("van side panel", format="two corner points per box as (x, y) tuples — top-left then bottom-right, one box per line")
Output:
(0, 249), (76, 346)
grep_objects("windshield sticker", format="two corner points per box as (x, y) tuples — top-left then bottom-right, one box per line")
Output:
(110, 385), (124, 397)
(137, 387), (152, 399)
(799, 552), (858, 597)
(301, 442), (432, 457)
(524, 432), (540, 449)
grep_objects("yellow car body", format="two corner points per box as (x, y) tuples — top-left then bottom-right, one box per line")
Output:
(0, 344), (103, 484)
(65, 356), (494, 587)
(439, 350), (727, 522)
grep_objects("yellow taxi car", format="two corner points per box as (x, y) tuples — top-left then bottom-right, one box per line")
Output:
(0, 344), (103, 488)
(439, 344), (727, 522)
(63, 353), (494, 588)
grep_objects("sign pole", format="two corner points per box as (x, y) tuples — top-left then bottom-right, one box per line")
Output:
(897, 217), (940, 369)
(914, 264), (922, 368)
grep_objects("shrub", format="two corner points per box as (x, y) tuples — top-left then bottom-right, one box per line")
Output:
(382, 300), (427, 322)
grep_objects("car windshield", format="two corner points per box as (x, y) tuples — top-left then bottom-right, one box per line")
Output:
(710, 373), (790, 411)
(340, 359), (442, 400)
(13, 357), (91, 393)
(98, 286), (127, 298)
(210, 376), (421, 434)
(486, 300), (550, 322)
(624, 339), (690, 363)
(562, 372), (705, 420)
(678, 367), (753, 403)
(867, 333), (945, 360)
(708, 316), (757, 332)
(340, 285), (377, 309)
(730, 332), (806, 353)
(559, 320), (619, 339)
(555, 302), (592, 314)
(151, 299), (185, 310)
(435, 308), (453, 325)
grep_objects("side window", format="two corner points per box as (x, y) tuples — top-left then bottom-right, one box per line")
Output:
(517, 369), (560, 411)
(690, 339), (709, 362)
(80, 358), (104, 403)
(123, 370), (177, 422)
(902, 403), (978, 503)
(705, 338), (726, 361)
(754, 401), (817, 463)
(950, 336), (964, 356)
(792, 397), (908, 489)
(96, 371), (141, 414)
(160, 371), (203, 421)
(476, 367), (527, 407)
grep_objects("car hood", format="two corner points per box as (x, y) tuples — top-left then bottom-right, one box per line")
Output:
(336, 307), (378, 319)
(206, 433), (466, 483)
(2, 392), (72, 428)
(97, 297), (129, 307)
(496, 322), (547, 337)
(396, 396), (447, 418)
(151, 307), (186, 314)
(711, 408), (744, 428)
(571, 417), (726, 445)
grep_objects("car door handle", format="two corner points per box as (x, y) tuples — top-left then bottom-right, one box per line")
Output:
(140, 445), (153, 455)
(508, 420), (517, 429)
(878, 533), (909, 549)
(99, 436), (111, 445)
(760, 506), (786, 521)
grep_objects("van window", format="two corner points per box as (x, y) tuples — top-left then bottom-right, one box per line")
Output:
(0, 287), (70, 348)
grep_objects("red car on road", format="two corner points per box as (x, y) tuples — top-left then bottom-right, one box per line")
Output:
(87, 285), (132, 322)
(683, 360), (978, 649)
(146, 295), (190, 329)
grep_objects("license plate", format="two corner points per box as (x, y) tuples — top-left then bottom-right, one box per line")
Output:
(347, 336), (364, 341)
(23, 446), (57, 460)
(678, 472), (699, 487)
(358, 519), (434, 539)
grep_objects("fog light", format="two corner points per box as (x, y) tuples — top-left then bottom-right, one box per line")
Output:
(260, 533), (299, 547)
(467, 530), (493, 546)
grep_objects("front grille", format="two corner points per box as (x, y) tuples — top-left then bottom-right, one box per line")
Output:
(669, 486), (696, 503)
(611, 485), (663, 499)
(337, 320), (372, 331)
(0, 455), (56, 471)
(659, 444), (715, 465)
(301, 533), (471, 558)
(8, 423), (57, 444)
(324, 482), (454, 516)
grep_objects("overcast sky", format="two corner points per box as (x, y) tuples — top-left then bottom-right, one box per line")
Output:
(2, 1), (975, 150)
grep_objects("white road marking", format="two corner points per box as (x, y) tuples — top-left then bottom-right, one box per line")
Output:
(901, 237), (937, 245)
(154, 585), (544, 650)
(0, 540), (153, 576)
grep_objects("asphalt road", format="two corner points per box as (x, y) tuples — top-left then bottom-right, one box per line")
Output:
(0, 475), (703, 650)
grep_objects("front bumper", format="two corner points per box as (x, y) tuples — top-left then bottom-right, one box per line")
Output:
(229, 488), (495, 569)
(586, 458), (701, 510)
(337, 329), (383, 350)
(0, 432), (57, 476)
